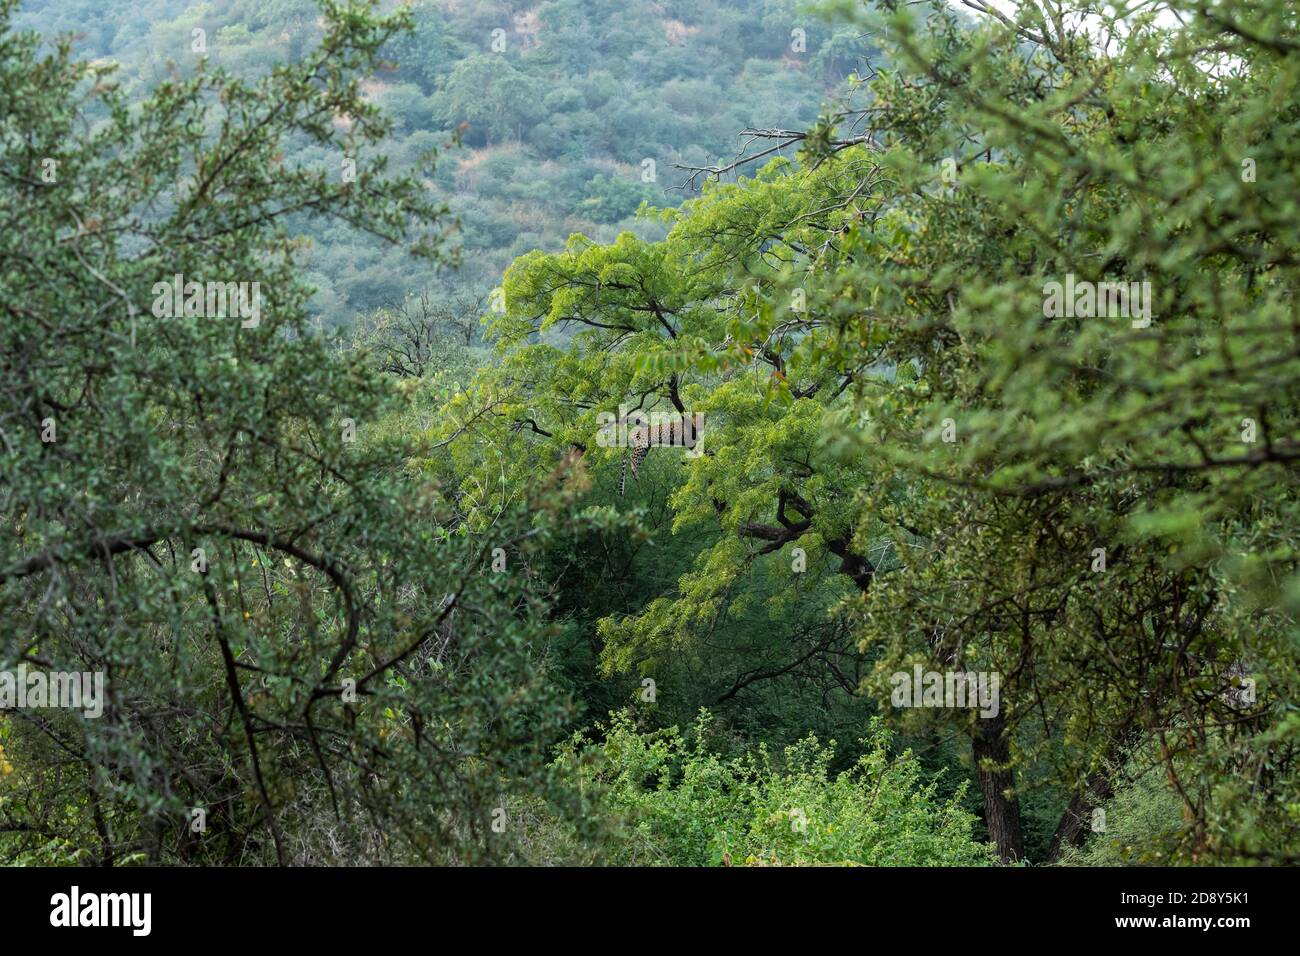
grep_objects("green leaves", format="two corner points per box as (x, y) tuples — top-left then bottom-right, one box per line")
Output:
(560, 710), (995, 866)
(441, 0), (1300, 864)
(0, 0), (583, 866)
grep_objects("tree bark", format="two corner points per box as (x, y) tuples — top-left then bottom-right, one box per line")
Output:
(1045, 770), (1109, 861)
(1045, 722), (1140, 862)
(972, 713), (1025, 863)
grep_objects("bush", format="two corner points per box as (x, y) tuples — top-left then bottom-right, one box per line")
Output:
(559, 711), (997, 866)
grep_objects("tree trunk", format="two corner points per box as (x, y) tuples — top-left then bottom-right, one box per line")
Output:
(972, 713), (1025, 863)
(1046, 771), (1108, 861)
(1045, 722), (1140, 862)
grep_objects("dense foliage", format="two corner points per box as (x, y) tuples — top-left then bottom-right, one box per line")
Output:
(2, 0), (1297, 867)
(0, 0), (587, 865)
(557, 711), (994, 866)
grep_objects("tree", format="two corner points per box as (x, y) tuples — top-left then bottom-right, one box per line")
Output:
(436, 0), (1300, 864)
(437, 55), (536, 146)
(0, 0), (583, 865)
(799, 0), (1300, 864)
(352, 286), (486, 378)
(577, 173), (659, 224)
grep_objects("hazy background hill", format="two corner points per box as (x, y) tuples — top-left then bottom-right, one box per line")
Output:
(18, 0), (867, 327)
